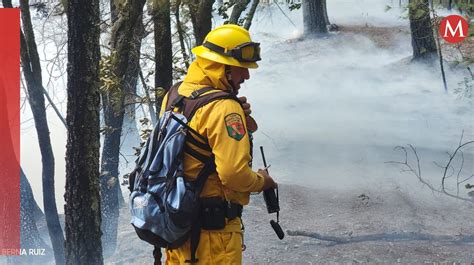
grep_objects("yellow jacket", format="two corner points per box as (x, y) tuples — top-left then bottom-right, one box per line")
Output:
(160, 58), (264, 230)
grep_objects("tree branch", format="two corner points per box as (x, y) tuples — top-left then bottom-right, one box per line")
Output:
(287, 230), (474, 244)
(387, 133), (474, 203)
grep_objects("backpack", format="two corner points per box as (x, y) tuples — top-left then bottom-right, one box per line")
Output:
(128, 82), (239, 261)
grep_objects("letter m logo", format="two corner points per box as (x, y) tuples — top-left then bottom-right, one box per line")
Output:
(439, 15), (469, 44)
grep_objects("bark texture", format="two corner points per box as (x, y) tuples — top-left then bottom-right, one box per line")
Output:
(65, 0), (103, 264)
(229, 0), (251, 25)
(153, 0), (173, 116)
(18, 169), (52, 264)
(303, 0), (328, 35)
(244, 0), (260, 30)
(174, 0), (190, 69)
(100, 0), (146, 257)
(409, 0), (438, 61)
(188, 0), (215, 45)
(19, 0), (65, 264)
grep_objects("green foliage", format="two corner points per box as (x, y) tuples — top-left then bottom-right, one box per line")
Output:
(139, 117), (153, 140)
(384, 5), (392, 12)
(31, 2), (49, 18)
(155, 87), (167, 99)
(135, 118), (152, 157)
(463, 58), (474, 65)
(172, 54), (188, 79)
(454, 76), (474, 102)
(287, 0), (301, 11)
(455, 2), (474, 15)
(217, 1), (233, 20)
(99, 53), (120, 94)
(99, 53), (124, 114)
(414, 8), (428, 19)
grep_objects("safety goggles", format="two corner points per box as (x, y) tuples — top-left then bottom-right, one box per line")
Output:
(203, 41), (261, 63)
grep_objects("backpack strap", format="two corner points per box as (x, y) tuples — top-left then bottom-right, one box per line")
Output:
(165, 82), (240, 162)
(182, 90), (239, 121)
(165, 81), (184, 112)
(185, 155), (216, 264)
(165, 83), (239, 264)
(165, 81), (240, 121)
(153, 245), (162, 265)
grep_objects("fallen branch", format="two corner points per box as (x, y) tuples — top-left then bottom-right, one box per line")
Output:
(287, 230), (474, 245)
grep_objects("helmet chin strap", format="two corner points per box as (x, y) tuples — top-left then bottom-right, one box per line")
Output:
(225, 65), (238, 95)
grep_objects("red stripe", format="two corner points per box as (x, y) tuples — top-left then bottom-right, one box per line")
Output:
(0, 8), (21, 255)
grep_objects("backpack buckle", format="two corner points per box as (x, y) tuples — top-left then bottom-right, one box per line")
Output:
(190, 90), (201, 99)
(170, 95), (185, 109)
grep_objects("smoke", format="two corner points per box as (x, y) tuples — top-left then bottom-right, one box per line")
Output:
(240, 1), (474, 198)
(20, 0), (473, 213)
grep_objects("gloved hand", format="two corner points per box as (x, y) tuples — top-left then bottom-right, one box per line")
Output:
(239, 96), (258, 133)
(258, 169), (278, 191)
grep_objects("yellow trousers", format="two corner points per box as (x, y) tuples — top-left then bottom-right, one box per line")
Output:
(166, 230), (243, 265)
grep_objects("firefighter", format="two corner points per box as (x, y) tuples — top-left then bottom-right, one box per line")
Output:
(162, 24), (278, 264)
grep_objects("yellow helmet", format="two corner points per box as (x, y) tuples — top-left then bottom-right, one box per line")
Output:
(192, 24), (261, 69)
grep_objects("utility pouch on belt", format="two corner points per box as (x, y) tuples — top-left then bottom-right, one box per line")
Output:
(201, 197), (243, 230)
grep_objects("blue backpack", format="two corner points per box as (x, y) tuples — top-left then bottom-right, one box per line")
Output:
(128, 82), (238, 260)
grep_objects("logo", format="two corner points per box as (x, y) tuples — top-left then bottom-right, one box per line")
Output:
(439, 15), (469, 43)
(225, 113), (246, 141)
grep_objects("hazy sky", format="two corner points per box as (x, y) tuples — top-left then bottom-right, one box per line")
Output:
(20, 0), (473, 212)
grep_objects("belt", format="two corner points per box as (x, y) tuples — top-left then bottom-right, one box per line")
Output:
(201, 197), (243, 220)
(226, 202), (243, 220)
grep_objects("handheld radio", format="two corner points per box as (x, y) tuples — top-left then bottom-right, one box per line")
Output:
(260, 146), (284, 240)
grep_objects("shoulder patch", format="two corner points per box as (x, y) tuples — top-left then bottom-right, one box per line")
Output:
(224, 113), (246, 141)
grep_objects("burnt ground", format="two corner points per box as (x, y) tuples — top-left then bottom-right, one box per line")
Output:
(110, 26), (474, 264)
(3, 24), (474, 265)
(105, 183), (474, 264)
(338, 25), (411, 49)
(339, 24), (474, 65)
(242, 184), (474, 264)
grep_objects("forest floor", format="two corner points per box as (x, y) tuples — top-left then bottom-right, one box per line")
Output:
(340, 24), (474, 62)
(71, 24), (474, 265)
(109, 24), (474, 264)
(338, 25), (410, 49)
(242, 184), (474, 264)
(106, 184), (474, 264)
(6, 23), (474, 265)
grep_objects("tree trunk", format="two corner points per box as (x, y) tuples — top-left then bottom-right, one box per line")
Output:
(120, 14), (144, 206)
(153, 0), (173, 116)
(229, 0), (251, 25)
(65, 0), (103, 264)
(409, 0), (438, 61)
(100, 0), (146, 257)
(19, 1), (65, 264)
(174, 0), (190, 69)
(188, 0), (215, 45)
(139, 69), (158, 125)
(322, 0), (330, 25)
(110, 0), (118, 23)
(20, 168), (44, 222)
(244, 0), (260, 30)
(303, 0), (328, 35)
(18, 168), (53, 264)
(1, 0), (12, 7)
